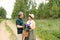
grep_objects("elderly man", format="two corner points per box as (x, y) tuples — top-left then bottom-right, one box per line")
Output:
(16, 12), (24, 40)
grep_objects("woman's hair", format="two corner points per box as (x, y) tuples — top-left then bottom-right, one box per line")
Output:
(18, 14), (22, 18)
(28, 15), (33, 19)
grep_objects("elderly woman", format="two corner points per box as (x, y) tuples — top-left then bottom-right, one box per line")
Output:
(25, 14), (36, 40)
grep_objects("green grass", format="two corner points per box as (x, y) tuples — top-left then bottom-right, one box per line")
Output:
(5, 22), (17, 40)
(35, 19), (60, 40)
(0, 19), (4, 23)
(11, 19), (60, 40)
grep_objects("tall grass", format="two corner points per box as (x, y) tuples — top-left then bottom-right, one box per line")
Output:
(35, 19), (60, 40)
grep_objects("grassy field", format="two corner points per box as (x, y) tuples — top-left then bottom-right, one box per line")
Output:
(35, 19), (60, 40)
(0, 19), (4, 23)
(11, 19), (60, 40)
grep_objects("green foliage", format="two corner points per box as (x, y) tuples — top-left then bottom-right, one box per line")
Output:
(38, 0), (60, 19)
(12, 0), (60, 19)
(29, 5), (38, 18)
(0, 7), (6, 19)
(51, 31), (60, 39)
(35, 19), (60, 40)
(12, 0), (38, 19)
(12, 0), (28, 19)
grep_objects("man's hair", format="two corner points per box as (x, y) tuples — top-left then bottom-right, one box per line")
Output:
(18, 11), (23, 17)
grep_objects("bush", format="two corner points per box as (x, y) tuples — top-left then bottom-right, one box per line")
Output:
(0, 7), (6, 19)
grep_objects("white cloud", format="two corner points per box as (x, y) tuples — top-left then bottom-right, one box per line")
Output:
(35, 0), (49, 8)
(0, 0), (15, 18)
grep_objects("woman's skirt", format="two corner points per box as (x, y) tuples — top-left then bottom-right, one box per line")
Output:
(29, 30), (36, 40)
(25, 30), (36, 40)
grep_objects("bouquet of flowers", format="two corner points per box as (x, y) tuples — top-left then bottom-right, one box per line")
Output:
(22, 24), (31, 37)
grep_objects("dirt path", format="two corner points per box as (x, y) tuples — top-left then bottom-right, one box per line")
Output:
(36, 36), (42, 40)
(6, 20), (41, 40)
(0, 21), (10, 40)
(6, 20), (17, 36)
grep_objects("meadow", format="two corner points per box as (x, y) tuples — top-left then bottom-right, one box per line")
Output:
(0, 19), (4, 23)
(11, 19), (60, 40)
(35, 19), (60, 40)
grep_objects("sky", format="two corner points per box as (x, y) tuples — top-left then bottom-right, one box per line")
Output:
(0, 0), (48, 18)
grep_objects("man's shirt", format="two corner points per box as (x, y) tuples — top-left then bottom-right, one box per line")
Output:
(16, 18), (24, 34)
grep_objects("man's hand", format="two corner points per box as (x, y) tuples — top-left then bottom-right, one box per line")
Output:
(17, 25), (23, 28)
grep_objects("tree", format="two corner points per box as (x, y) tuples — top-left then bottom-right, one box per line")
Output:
(12, 0), (60, 19)
(0, 7), (6, 19)
(12, 0), (37, 19)
(28, 0), (38, 18)
(48, 0), (59, 18)
(29, 5), (38, 18)
(12, 0), (28, 19)
(38, 0), (60, 19)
